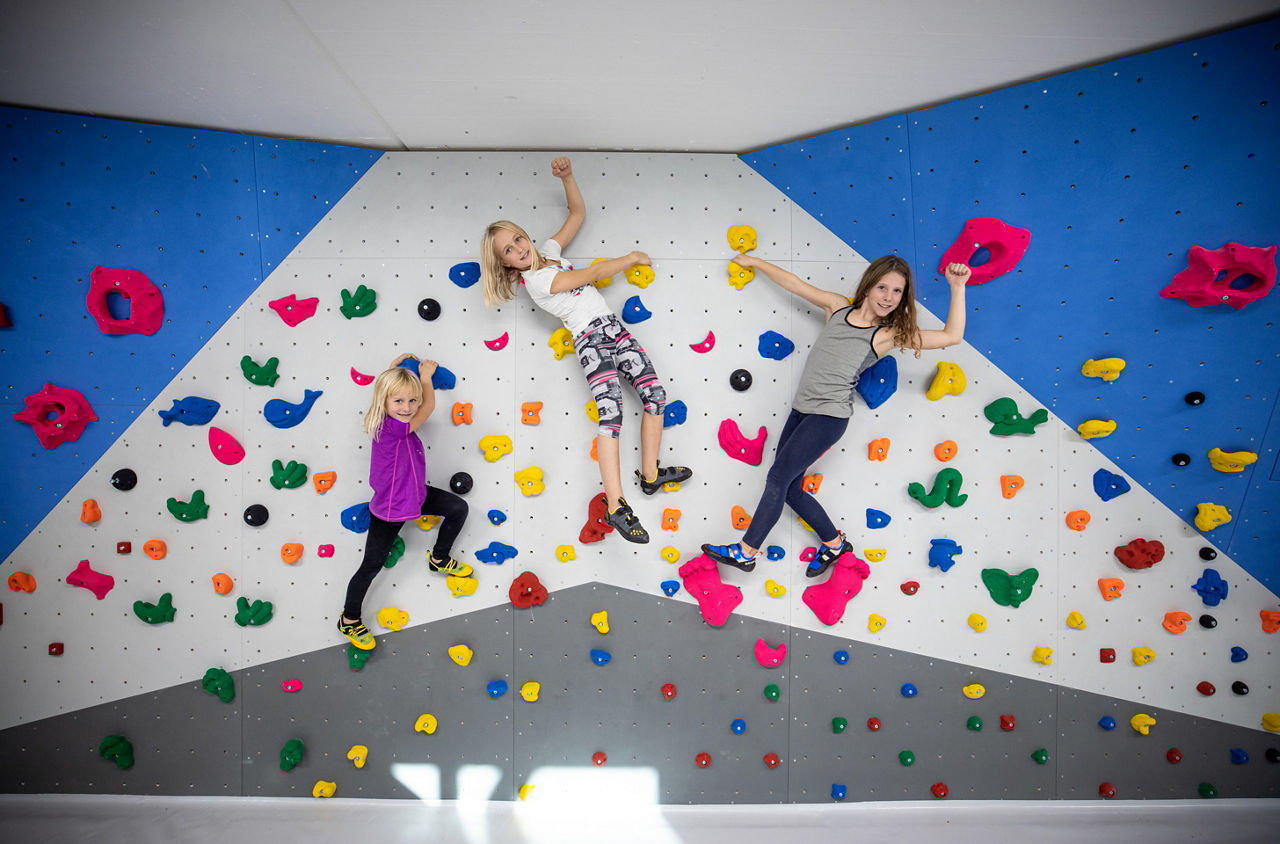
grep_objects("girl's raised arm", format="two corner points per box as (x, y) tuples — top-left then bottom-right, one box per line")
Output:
(914, 263), (971, 351)
(737, 254), (850, 318)
(409, 359), (438, 432)
(547, 157), (586, 251)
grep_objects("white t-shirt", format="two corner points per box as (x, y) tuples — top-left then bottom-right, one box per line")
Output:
(520, 239), (613, 337)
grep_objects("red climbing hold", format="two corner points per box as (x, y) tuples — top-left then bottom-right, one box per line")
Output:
(930, 782), (949, 799)
(579, 494), (614, 543)
(695, 752), (711, 768)
(86, 266), (165, 335)
(13, 383), (98, 450)
(1166, 747), (1183, 764)
(1099, 648), (1116, 663)
(592, 752), (607, 766)
(1196, 681), (1216, 696)
(1098, 782), (1117, 799)
(661, 683), (677, 702)
(1114, 538), (1165, 570)
(508, 571), (548, 608)
(999, 714), (1016, 731)
(900, 581), (919, 596)
(763, 752), (781, 769)
(867, 717), (882, 731)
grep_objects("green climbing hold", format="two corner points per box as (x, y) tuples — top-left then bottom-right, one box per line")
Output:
(898, 749), (915, 767)
(383, 535), (406, 569)
(981, 567), (1040, 608)
(270, 459), (309, 490)
(763, 683), (781, 702)
(132, 592), (176, 624)
(340, 284), (377, 319)
(832, 717), (848, 734)
(348, 643), (370, 671)
(1197, 782), (1218, 798)
(234, 596), (274, 627)
(240, 355), (281, 387)
(280, 738), (306, 772)
(984, 397), (1049, 436)
(966, 716), (983, 731)
(1031, 748), (1049, 765)
(907, 467), (968, 508)
(202, 667), (235, 703)
(166, 489), (209, 522)
(99, 734), (135, 770)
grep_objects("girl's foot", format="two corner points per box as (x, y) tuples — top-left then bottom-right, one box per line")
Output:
(806, 532), (853, 578)
(636, 462), (693, 495)
(701, 541), (757, 572)
(606, 498), (650, 543)
(337, 616), (376, 650)
(428, 555), (474, 577)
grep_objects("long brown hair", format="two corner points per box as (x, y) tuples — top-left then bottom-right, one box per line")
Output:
(851, 255), (921, 355)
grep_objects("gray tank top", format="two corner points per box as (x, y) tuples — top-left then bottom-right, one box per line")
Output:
(792, 305), (881, 418)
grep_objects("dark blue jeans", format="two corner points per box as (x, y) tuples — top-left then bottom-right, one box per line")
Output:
(743, 409), (848, 550)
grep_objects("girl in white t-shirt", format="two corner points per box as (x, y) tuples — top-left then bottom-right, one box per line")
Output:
(480, 157), (692, 543)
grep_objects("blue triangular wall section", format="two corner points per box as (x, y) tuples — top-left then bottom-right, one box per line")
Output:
(742, 19), (1280, 594)
(0, 108), (381, 561)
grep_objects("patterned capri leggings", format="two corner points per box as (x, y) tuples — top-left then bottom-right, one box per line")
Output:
(574, 315), (666, 438)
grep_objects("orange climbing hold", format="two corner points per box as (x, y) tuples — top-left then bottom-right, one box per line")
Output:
(80, 499), (101, 524)
(933, 440), (958, 461)
(452, 402), (473, 425)
(1261, 610), (1280, 634)
(803, 473), (824, 494)
(662, 508), (681, 531)
(1162, 611), (1192, 634)
(7, 571), (36, 592)
(1000, 475), (1024, 499)
(312, 471), (337, 495)
(868, 438), (890, 461)
(281, 543), (304, 564)
(1098, 578), (1125, 601)
(1065, 510), (1091, 531)
(143, 539), (167, 560)
(521, 401), (543, 425)
(212, 573), (234, 595)
(731, 505), (752, 531)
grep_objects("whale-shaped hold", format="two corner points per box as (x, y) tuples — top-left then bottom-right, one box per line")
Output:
(158, 396), (220, 427)
(264, 389), (323, 429)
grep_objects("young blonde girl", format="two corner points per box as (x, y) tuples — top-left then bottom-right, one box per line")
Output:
(337, 354), (472, 650)
(480, 157), (690, 543)
(702, 254), (972, 576)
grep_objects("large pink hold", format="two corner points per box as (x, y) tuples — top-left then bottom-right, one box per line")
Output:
(208, 426), (246, 465)
(678, 554), (742, 627)
(718, 419), (767, 466)
(268, 294), (320, 326)
(86, 266), (165, 335)
(937, 218), (1031, 285)
(1161, 242), (1276, 309)
(67, 559), (114, 600)
(802, 552), (871, 626)
(13, 383), (98, 450)
(753, 638), (786, 668)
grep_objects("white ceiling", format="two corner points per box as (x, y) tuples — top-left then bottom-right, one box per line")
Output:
(1, 0), (1278, 153)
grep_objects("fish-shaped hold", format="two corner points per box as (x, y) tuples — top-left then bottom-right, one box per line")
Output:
(264, 389), (323, 429)
(158, 396), (220, 427)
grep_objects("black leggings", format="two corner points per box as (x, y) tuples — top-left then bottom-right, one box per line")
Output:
(342, 485), (468, 620)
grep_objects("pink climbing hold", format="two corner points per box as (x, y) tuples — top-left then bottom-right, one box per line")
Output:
(689, 331), (716, 353)
(208, 426), (246, 466)
(13, 383), (99, 450)
(801, 552), (872, 626)
(350, 367), (375, 386)
(85, 266), (165, 335)
(66, 559), (114, 600)
(718, 418), (767, 466)
(282, 678), (303, 693)
(268, 294), (320, 327)
(484, 332), (510, 351)
(1161, 242), (1276, 310)
(937, 218), (1031, 285)
(753, 638), (786, 668)
(678, 554), (743, 628)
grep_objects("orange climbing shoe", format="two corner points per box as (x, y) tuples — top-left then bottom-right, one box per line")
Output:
(337, 617), (376, 650)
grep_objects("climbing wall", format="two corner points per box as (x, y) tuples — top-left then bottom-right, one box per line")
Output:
(3, 17), (1279, 808)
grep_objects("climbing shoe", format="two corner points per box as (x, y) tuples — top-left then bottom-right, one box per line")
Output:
(428, 555), (473, 577)
(605, 497), (650, 543)
(337, 617), (376, 650)
(806, 532), (852, 578)
(701, 541), (757, 573)
(636, 462), (694, 495)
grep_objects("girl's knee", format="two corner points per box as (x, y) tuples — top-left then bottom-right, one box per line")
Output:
(640, 384), (666, 416)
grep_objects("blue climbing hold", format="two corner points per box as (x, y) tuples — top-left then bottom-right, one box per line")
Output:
(340, 502), (371, 533)
(833, 650), (849, 665)
(831, 783), (848, 801)
(397, 357), (420, 376)
(622, 295), (652, 324)
(866, 508), (892, 529)
(486, 680), (508, 699)
(663, 400), (687, 428)
(590, 649), (612, 666)
(758, 330), (795, 361)
(766, 545), (785, 561)
(1230, 748), (1250, 765)
(854, 355), (898, 410)
(1231, 646), (1248, 663)
(264, 389), (323, 429)
(1192, 568), (1229, 606)
(1098, 716), (1117, 731)
(730, 718), (747, 735)
(487, 509), (507, 526)
(158, 396), (220, 427)
(476, 541), (518, 565)
(431, 366), (456, 390)
(900, 683), (918, 698)
(660, 580), (680, 597)
(928, 538), (962, 572)
(1092, 468), (1131, 502)
(449, 262), (481, 288)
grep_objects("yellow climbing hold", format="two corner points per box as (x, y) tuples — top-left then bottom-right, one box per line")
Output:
(590, 257), (613, 288)
(727, 224), (757, 252)
(447, 574), (478, 598)
(1130, 713), (1157, 735)
(556, 544), (577, 562)
(415, 713), (439, 734)
(1207, 448), (1257, 473)
(1132, 646), (1157, 666)
(625, 264), (655, 288)
(519, 785), (536, 801)
(968, 613), (987, 632)
(347, 745), (368, 768)
(548, 326), (574, 360)
(416, 514), (442, 531)
(585, 400), (599, 425)
(728, 261), (755, 291)
(863, 548), (887, 562)
(1066, 611), (1087, 630)
(868, 613), (887, 633)
(1194, 502), (1232, 531)
(448, 644), (474, 666)
(377, 607), (409, 632)
(1081, 357), (1126, 381)
(312, 780), (337, 798)
(962, 684), (986, 700)
(1077, 419), (1117, 439)
(1261, 713), (1280, 733)
(591, 611), (609, 634)
(926, 362), (967, 400)
(764, 579), (786, 598)
(479, 434), (513, 463)
(514, 466), (546, 497)
(1032, 645), (1053, 665)
(661, 545), (681, 565)
(520, 682), (541, 702)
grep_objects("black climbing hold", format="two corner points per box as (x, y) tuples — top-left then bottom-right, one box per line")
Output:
(1265, 748), (1280, 764)
(1199, 547), (1217, 561)
(418, 298), (441, 321)
(1198, 614), (1217, 629)
(1172, 453), (1191, 467)
(729, 369), (753, 392)
(110, 468), (138, 491)
(243, 504), (269, 527)
(1184, 391), (1205, 406)
(449, 472), (473, 495)
(1231, 681), (1249, 696)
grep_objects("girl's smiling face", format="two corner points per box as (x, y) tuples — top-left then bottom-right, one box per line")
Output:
(493, 228), (533, 271)
(385, 387), (420, 423)
(867, 271), (906, 319)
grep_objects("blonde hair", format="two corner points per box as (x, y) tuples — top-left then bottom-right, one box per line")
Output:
(851, 255), (922, 356)
(480, 220), (544, 308)
(363, 367), (423, 439)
